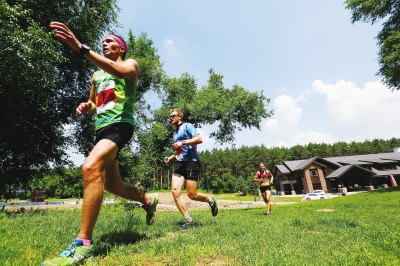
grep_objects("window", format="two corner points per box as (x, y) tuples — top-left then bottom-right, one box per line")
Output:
(313, 183), (322, 190)
(309, 169), (319, 177)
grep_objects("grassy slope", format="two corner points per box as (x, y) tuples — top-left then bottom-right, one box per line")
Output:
(0, 188), (399, 265)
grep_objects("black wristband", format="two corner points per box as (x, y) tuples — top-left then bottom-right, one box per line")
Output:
(80, 44), (90, 55)
(182, 140), (187, 146)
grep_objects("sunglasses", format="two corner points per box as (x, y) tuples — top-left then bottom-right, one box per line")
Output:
(169, 114), (179, 119)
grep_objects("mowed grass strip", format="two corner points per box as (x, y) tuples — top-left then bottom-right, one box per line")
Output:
(0, 188), (399, 265)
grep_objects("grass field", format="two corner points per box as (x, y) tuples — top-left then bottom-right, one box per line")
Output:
(0, 188), (399, 265)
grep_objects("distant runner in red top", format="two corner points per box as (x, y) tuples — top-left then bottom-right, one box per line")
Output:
(254, 162), (274, 216)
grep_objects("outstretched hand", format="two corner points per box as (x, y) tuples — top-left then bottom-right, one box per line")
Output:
(49, 22), (82, 52)
(76, 102), (94, 115)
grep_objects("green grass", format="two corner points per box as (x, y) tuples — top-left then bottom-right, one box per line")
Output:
(216, 193), (303, 202)
(1, 188), (399, 265)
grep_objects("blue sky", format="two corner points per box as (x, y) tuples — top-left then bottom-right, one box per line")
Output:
(69, 0), (400, 165)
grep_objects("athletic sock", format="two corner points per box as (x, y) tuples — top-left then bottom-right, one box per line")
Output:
(184, 215), (193, 223)
(145, 196), (152, 206)
(77, 238), (92, 246)
(209, 197), (214, 205)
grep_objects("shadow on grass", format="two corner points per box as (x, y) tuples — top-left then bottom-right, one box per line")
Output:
(2, 207), (49, 217)
(95, 229), (147, 255)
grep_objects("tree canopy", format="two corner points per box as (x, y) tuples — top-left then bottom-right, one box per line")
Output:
(0, 0), (271, 195)
(345, 0), (400, 90)
(0, 0), (120, 193)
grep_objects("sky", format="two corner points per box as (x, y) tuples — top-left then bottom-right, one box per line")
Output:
(69, 0), (400, 165)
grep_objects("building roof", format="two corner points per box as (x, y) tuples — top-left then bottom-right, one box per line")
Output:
(276, 165), (290, 174)
(275, 152), (400, 174)
(283, 159), (306, 171)
(326, 164), (375, 178)
(359, 159), (399, 164)
(337, 160), (373, 165)
(291, 157), (318, 171)
(326, 152), (400, 165)
(370, 167), (400, 177)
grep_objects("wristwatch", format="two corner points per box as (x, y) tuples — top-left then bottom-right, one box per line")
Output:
(182, 140), (187, 146)
(80, 44), (90, 55)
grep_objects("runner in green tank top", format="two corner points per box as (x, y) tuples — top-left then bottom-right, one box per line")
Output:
(93, 69), (137, 130)
(44, 22), (159, 265)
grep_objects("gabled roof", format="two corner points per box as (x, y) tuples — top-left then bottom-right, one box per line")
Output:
(326, 164), (375, 179)
(359, 159), (398, 164)
(290, 157), (318, 171)
(276, 165), (290, 174)
(337, 160), (373, 165)
(280, 156), (338, 173)
(370, 167), (400, 177)
(283, 159), (306, 171)
(326, 152), (400, 165)
(274, 152), (400, 176)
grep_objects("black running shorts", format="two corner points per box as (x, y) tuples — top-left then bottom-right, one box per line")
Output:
(260, 185), (271, 193)
(174, 161), (200, 181)
(95, 122), (134, 160)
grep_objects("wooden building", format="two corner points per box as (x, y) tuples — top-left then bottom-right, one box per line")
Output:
(273, 152), (400, 195)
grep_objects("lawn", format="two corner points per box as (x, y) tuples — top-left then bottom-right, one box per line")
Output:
(215, 193), (303, 203)
(0, 188), (399, 265)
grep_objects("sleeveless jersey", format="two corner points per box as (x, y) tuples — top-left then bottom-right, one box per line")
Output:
(259, 170), (270, 181)
(93, 70), (137, 130)
(173, 123), (199, 162)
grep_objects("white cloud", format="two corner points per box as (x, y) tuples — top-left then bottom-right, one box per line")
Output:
(265, 79), (400, 149)
(164, 39), (178, 56)
(312, 80), (400, 140)
(265, 89), (337, 147)
(276, 86), (287, 94)
(197, 127), (212, 144)
(266, 94), (303, 132)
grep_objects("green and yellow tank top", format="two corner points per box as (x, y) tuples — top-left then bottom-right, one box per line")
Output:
(93, 70), (137, 130)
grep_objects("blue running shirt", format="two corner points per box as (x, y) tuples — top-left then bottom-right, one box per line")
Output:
(173, 123), (199, 162)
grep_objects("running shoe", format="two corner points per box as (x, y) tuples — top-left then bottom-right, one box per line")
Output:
(143, 193), (159, 225)
(41, 239), (93, 266)
(266, 212), (271, 217)
(180, 221), (194, 230)
(210, 197), (218, 217)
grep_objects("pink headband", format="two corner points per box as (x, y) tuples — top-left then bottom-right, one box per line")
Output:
(104, 34), (128, 53)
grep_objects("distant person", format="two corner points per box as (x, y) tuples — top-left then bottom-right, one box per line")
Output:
(43, 22), (159, 265)
(164, 109), (218, 230)
(254, 163), (274, 216)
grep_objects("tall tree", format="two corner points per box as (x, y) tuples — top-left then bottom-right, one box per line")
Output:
(0, 0), (120, 197)
(345, 0), (400, 90)
(132, 69), (273, 189)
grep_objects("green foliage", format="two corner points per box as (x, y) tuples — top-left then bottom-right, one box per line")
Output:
(133, 123), (171, 191)
(345, 0), (400, 90)
(131, 67), (272, 191)
(30, 167), (83, 199)
(1, 189), (399, 265)
(118, 146), (136, 182)
(0, 0), (119, 196)
(12, 137), (399, 199)
(158, 69), (272, 144)
(235, 176), (248, 195)
(246, 176), (259, 195)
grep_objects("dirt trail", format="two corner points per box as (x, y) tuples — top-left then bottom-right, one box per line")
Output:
(155, 192), (268, 212)
(5, 192), (272, 212)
